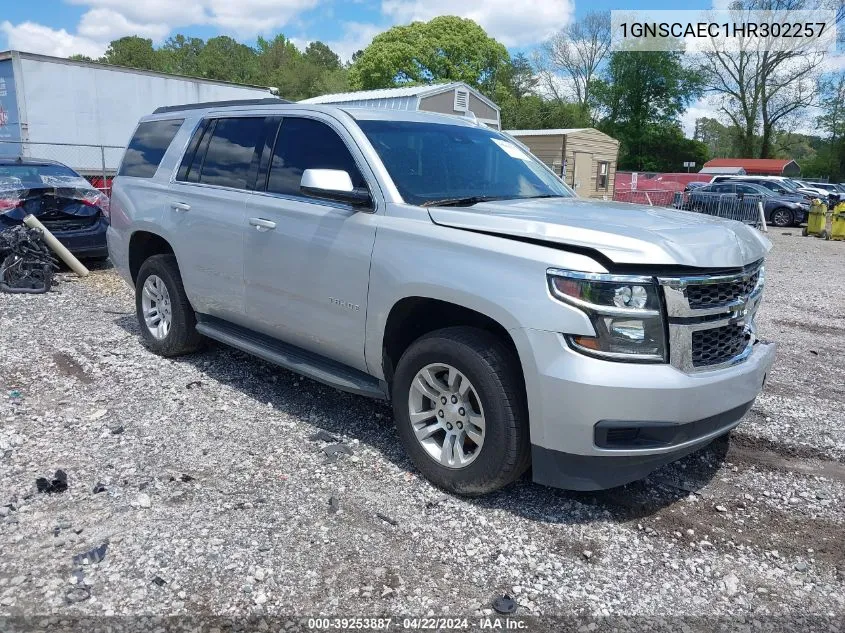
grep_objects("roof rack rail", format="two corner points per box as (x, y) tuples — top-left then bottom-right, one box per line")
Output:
(153, 97), (290, 114)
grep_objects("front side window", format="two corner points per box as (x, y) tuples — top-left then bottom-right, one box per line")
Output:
(119, 119), (183, 178)
(266, 117), (365, 197)
(357, 119), (573, 207)
(197, 117), (265, 190)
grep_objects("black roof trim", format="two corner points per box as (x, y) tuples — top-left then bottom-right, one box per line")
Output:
(153, 98), (290, 114)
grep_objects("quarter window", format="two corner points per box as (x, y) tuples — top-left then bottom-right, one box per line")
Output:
(266, 117), (365, 197)
(119, 119), (183, 178)
(196, 117), (265, 190)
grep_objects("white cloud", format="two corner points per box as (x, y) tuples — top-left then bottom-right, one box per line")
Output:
(206, 0), (321, 34)
(381, 0), (574, 46)
(77, 9), (170, 42)
(325, 22), (385, 62)
(0, 20), (106, 58)
(67, 0), (322, 35)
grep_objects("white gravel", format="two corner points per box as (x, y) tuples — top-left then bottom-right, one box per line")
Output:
(0, 231), (843, 627)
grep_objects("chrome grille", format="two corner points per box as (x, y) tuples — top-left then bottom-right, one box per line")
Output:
(659, 260), (764, 373)
(686, 270), (760, 310)
(691, 324), (751, 368)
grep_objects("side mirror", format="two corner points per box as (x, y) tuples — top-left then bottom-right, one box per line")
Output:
(300, 169), (372, 207)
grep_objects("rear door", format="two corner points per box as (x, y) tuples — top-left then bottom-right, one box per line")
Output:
(169, 115), (268, 323)
(242, 114), (378, 372)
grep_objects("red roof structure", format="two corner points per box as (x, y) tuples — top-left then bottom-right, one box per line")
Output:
(701, 158), (800, 176)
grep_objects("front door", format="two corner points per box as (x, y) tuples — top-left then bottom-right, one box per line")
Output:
(168, 115), (267, 323)
(573, 151), (593, 195)
(243, 115), (378, 372)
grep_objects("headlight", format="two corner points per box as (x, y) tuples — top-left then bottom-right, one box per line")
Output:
(547, 270), (666, 362)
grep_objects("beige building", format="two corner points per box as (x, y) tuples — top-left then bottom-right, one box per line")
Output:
(300, 82), (500, 129)
(506, 128), (620, 198)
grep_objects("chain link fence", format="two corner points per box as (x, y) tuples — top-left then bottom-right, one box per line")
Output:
(0, 140), (124, 196)
(672, 191), (768, 231)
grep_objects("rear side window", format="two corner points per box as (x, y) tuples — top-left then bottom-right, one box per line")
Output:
(196, 117), (265, 189)
(119, 119), (183, 178)
(266, 117), (365, 197)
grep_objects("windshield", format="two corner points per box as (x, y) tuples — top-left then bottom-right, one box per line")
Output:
(357, 120), (573, 206)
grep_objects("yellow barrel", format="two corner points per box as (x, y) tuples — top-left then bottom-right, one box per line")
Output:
(804, 199), (828, 237)
(831, 202), (845, 241)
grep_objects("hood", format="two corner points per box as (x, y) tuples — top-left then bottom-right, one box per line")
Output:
(427, 197), (771, 268)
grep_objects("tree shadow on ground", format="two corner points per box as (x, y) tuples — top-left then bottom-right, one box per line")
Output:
(112, 314), (730, 526)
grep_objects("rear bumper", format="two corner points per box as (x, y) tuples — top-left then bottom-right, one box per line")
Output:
(50, 218), (109, 258)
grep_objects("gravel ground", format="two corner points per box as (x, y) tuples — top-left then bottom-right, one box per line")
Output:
(1, 230), (843, 629)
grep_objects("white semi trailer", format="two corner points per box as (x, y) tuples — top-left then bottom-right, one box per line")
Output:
(0, 50), (278, 174)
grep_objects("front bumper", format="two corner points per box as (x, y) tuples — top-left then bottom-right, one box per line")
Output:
(516, 328), (776, 490)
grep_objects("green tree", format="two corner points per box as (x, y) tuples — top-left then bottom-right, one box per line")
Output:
(197, 36), (260, 84)
(592, 51), (703, 170)
(304, 41), (341, 71)
(159, 34), (205, 76)
(101, 36), (160, 70)
(349, 16), (509, 91)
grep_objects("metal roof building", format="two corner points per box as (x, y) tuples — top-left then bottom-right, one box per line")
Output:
(701, 158), (799, 176)
(506, 128), (620, 198)
(301, 82), (501, 129)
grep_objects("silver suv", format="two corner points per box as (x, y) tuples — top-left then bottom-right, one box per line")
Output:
(109, 100), (776, 494)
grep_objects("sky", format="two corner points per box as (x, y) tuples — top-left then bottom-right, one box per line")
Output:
(0, 0), (837, 137)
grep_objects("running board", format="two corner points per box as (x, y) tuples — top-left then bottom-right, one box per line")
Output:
(195, 315), (388, 400)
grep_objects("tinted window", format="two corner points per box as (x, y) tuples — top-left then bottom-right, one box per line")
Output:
(736, 184), (759, 194)
(267, 118), (365, 196)
(358, 120), (572, 206)
(119, 119), (183, 178)
(709, 184), (733, 193)
(198, 117), (265, 189)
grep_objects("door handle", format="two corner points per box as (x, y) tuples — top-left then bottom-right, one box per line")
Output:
(249, 217), (276, 231)
(170, 202), (191, 212)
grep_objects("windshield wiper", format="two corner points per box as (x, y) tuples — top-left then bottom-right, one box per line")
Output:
(421, 196), (508, 208)
(422, 193), (567, 208)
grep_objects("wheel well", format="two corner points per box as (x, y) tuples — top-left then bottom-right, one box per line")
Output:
(382, 297), (522, 386)
(128, 231), (174, 284)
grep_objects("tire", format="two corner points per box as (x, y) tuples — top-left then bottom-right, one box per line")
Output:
(392, 326), (530, 495)
(135, 254), (203, 357)
(769, 207), (793, 228)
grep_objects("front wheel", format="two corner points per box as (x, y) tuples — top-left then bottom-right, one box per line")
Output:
(392, 327), (530, 495)
(770, 207), (794, 228)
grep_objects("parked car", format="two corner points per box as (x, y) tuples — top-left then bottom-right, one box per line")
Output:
(711, 175), (827, 204)
(683, 181), (709, 192)
(0, 158), (110, 258)
(687, 181), (808, 227)
(800, 181), (841, 203)
(716, 176), (811, 202)
(791, 180), (839, 205)
(108, 102), (775, 494)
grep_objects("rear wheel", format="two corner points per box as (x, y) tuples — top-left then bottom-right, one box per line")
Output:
(770, 207), (794, 228)
(135, 254), (203, 357)
(392, 327), (530, 495)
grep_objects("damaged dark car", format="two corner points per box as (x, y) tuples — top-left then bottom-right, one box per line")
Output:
(0, 158), (109, 259)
